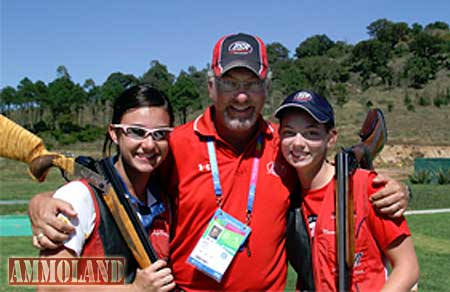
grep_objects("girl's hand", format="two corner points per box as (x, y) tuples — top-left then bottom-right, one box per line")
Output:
(132, 260), (175, 292)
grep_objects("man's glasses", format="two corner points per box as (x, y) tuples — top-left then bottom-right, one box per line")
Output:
(111, 124), (173, 141)
(215, 77), (265, 93)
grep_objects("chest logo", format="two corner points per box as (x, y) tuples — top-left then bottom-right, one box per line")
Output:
(198, 163), (211, 172)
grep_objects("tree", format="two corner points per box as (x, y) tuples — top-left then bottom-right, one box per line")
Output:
(367, 19), (410, 49)
(187, 66), (209, 108)
(170, 71), (200, 124)
(404, 56), (436, 88)
(410, 32), (446, 57)
(267, 42), (290, 65)
(16, 78), (38, 125)
(295, 34), (334, 58)
(99, 72), (139, 124)
(425, 21), (449, 31)
(351, 39), (392, 87)
(297, 56), (349, 97)
(411, 23), (423, 35)
(273, 60), (307, 99)
(141, 60), (174, 96)
(47, 75), (86, 129)
(56, 65), (71, 79)
(33, 80), (49, 123)
(326, 41), (352, 58)
(0, 86), (17, 114)
(83, 79), (101, 124)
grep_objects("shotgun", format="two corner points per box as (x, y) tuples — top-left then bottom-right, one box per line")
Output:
(335, 108), (387, 291)
(0, 114), (158, 268)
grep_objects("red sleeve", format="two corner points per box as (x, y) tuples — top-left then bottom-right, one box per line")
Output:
(367, 172), (411, 251)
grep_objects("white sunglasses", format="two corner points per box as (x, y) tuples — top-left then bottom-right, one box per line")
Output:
(111, 124), (173, 141)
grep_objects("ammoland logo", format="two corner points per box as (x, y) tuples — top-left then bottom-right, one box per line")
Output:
(8, 257), (125, 286)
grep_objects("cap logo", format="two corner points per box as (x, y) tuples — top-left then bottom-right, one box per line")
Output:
(228, 41), (253, 55)
(293, 91), (312, 102)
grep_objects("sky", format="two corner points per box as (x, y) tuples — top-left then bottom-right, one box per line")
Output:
(2, 0), (449, 88)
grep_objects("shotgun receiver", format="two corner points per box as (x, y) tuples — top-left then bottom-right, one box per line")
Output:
(335, 108), (387, 291)
(0, 114), (158, 268)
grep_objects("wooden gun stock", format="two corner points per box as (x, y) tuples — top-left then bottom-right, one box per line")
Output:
(335, 108), (387, 291)
(0, 114), (157, 269)
(98, 158), (159, 267)
(0, 114), (75, 181)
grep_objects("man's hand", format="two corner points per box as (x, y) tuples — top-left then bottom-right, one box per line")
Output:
(28, 192), (77, 249)
(132, 260), (176, 292)
(370, 175), (409, 218)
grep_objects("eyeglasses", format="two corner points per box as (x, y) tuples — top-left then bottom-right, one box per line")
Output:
(111, 124), (173, 141)
(215, 77), (265, 93)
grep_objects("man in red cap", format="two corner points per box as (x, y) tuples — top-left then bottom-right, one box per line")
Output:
(29, 33), (410, 291)
(164, 33), (410, 290)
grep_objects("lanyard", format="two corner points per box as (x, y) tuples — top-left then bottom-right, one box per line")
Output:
(110, 156), (165, 232)
(206, 134), (263, 225)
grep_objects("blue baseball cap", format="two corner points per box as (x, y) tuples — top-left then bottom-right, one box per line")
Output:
(274, 90), (335, 126)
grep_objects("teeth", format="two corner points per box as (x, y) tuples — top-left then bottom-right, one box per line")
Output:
(231, 106), (250, 111)
(138, 153), (156, 159)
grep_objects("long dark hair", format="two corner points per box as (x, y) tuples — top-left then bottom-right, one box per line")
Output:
(102, 85), (174, 157)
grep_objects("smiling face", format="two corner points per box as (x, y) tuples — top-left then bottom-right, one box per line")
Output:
(209, 67), (267, 135)
(108, 106), (171, 176)
(279, 109), (337, 175)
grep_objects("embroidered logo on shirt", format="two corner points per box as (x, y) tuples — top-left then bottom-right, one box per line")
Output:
(198, 163), (211, 172)
(266, 161), (286, 177)
(354, 252), (363, 267)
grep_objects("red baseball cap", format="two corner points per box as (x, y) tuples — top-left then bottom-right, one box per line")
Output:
(211, 33), (269, 79)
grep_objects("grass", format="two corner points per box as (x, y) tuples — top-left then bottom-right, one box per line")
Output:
(408, 184), (450, 210)
(1, 147), (449, 290)
(0, 158), (65, 202)
(1, 214), (448, 291)
(403, 213), (450, 291)
(283, 213), (450, 291)
(0, 237), (37, 291)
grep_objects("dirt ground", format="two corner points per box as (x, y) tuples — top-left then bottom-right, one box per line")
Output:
(374, 144), (450, 180)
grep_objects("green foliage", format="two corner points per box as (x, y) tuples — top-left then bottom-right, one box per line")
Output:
(410, 23), (423, 35)
(295, 34), (334, 58)
(406, 103), (416, 112)
(403, 93), (412, 105)
(331, 83), (348, 107)
(297, 56), (348, 96)
(76, 125), (105, 143)
(267, 42), (290, 65)
(33, 120), (51, 132)
(409, 169), (433, 184)
(2, 18), (450, 144)
(141, 60), (174, 96)
(0, 86), (17, 113)
(170, 71), (201, 124)
(436, 168), (450, 184)
(404, 56), (437, 88)
(409, 31), (447, 62)
(425, 21), (449, 30)
(433, 95), (443, 108)
(367, 18), (410, 48)
(325, 41), (352, 58)
(387, 102), (394, 112)
(417, 93), (431, 106)
(351, 39), (392, 87)
(273, 60), (308, 96)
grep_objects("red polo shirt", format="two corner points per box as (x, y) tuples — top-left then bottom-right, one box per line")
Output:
(167, 107), (295, 291)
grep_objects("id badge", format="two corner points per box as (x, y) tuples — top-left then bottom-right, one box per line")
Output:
(187, 208), (251, 282)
